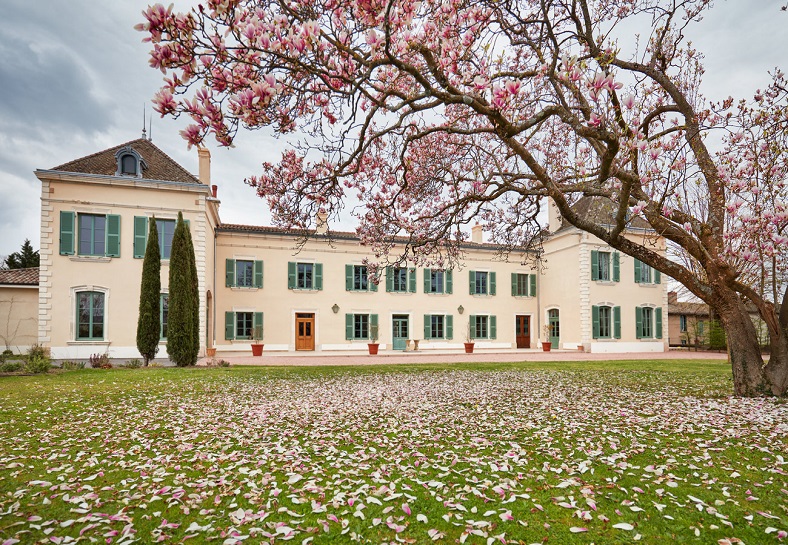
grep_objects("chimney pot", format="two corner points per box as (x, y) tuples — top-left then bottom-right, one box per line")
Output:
(211, 184), (217, 198)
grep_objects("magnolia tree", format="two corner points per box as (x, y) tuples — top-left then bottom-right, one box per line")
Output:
(139, 0), (788, 395)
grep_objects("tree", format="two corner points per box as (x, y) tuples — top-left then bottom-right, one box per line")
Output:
(166, 212), (196, 366)
(136, 218), (161, 366)
(139, 1), (788, 395)
(184, 220), (200, 364)
(3, 240), (39, 269)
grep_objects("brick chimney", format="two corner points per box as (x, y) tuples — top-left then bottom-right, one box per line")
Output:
(668, 291), (678, 305)
(547, 197), (562, 233)
(471, 224), (483, 243)
(197, 146), (211, 185)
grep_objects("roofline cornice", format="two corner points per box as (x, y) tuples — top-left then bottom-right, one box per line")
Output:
(35, 170), (211, 194)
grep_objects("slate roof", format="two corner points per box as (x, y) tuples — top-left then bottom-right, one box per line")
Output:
(0, 267), (39, 286)
(557, 196), (652, 232)
(51, 138), (200, 184)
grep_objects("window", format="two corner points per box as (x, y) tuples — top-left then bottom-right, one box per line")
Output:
(430, 270), (444, 293)
(636, 306), (663, 339)
(77, 291), (104, 340)
(591, 250), (619, 282)
(236, 312), (253, 339)
(121, 154), (137, 175)
(470, 270), (496, 295)
(235, 260), (254, 288)
(160, 294), (169, 340)
(469, 315), (497, 340)
(592, 305), (620, 339)
(288, 262), (323, 290)
(698, 321), (705, 335)
(114, 146), (146, 177)
(635, 259), (661, 284)
(512, 273), (536, 297)
(423, 314), (453, 340)
(393, 267), (408, 292)
(345, 313), (378, 340)
(680, 315), (687, 332)
(133, 217), (180, 259)
(157, 219), (176, 260)
(78, 214), (106, 256)
(385, 267), (415, 293)
(431, 315), (444, 339)
(345, 264), (377, 291)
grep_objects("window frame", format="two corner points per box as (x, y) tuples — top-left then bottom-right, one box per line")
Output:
(430, 315), (445, 339)
(639, 263), (652, 284)
(353, 313), (370, 340)
(429, 270), (444, 294)
(474, 315), (489, 339)
(76, 291), (105, 341)
(353, 265), (369, 291)
(78, 214), (107, 256)
(392, 267), (408, 292)
(235, 312), (254, 340)
(598, 251), (611, 281)
(474, 271), (489, 295)
(235, 260), (255, 288)
(156, 219), (176, 260)
(160, 293), (169, 340)
(297, 263), (314, 290)
(641, 307), (653, 338)
(679, 314), (687, 332)
(598, 305), (612, 339)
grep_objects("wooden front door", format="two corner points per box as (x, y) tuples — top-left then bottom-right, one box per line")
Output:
(295, 313), (315, 351)
(392, 315), (409, 350)
(516, 315), (530, 348)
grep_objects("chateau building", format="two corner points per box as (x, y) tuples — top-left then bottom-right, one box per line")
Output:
(23, 137), (668, 359)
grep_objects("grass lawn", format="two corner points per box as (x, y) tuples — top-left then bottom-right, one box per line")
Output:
(0, 360), (786, 544)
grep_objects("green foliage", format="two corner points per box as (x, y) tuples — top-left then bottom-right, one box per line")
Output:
(184, 220), (200, 364)
(2, 239), (40, 269)
(121, 359), (143, 369)
(89, 353), (111, 369)
(216, 359), (231, 367)
(136, 218), (161, 365)
(709, 320), (727, 350)
(167, 212), (197, 367)
(0, 348), (14, 364)
(0, 361), (22, 372)
(25, 355), (51, 374)
(61, 361), (86, 370)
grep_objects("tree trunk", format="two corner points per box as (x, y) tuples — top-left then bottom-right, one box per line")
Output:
(765, 336), (788, 396)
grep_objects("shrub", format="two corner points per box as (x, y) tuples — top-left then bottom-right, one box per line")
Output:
(121, 359), (143, 369)
(61, 361), (85, 370)
(1, 349), (14, 362)
(89, 353), (111, 369)
(27, 344), (50, 360)
(217, 359), (231, 367)
(0, 361), (22, 373)
(25, 355), (51, 374)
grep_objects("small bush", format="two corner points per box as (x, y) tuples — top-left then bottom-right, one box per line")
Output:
(89, 353), (111, 369)
(61, 361), (85, 370)
(27, 344), (50, 360)
(25, 355), (51, 374)
(1, 349), (14, 362)
(0, 361), (22, 373)
(121, 359), (143, 369)
(217, 359), (231, 367)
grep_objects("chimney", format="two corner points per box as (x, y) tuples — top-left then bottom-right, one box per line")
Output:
(668, 291), (678, 305)
(211, 184), (218, 198)
(197, 146), (211, 185)
(316, 210), (328, 235)
(471, 224), (483, 243)
(547, 197), (562, 233)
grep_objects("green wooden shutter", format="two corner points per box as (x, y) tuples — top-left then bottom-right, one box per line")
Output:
(489, 272), (496, 296)
(469, 270), (475, 294)
(592, 305), (600, 339)
(446, 270), (453, 294)
(613, 252), (620, 282)
(614, 306), (621, 339)
(529, 274), (537, 297)
(634, 259), (642, 283)
(511, 273), (517, 296)
(314, 263), (323, 290)
(346, 264), (353, 291)
(345, 313), (353, 340)
(225, 259), (235, 287)
(469, 315), (476, 339)
(591, 250), (599, 280)
(424, 269), (431, 293)
(386, 266), (393, 292)
(370, 314), (378, 340)
(253, 312), (264, 339)
(133, 216), (147, 258)
(446, 315), (453, 340)
(489, 316), (497, 339)
(635, 307), (643, 339)
(105, 214), (121, 257)
(288, 262), (296, 289)
(654, 269), (661, 284)
(424, 315), (431, 340)
(656, 308), (663, 339)
(408, 268), (416, 293)
(254, 260), (263, 288)
(225, 312), (235, 340)
(59, 211), (75, 255)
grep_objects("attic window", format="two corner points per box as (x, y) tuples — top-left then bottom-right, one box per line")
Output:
(114, 146), (147, 178)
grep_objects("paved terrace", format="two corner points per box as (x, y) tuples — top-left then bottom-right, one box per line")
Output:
(199, 348), (728, 367)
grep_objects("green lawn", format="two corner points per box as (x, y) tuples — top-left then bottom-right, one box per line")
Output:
(1, 360), (786, 544)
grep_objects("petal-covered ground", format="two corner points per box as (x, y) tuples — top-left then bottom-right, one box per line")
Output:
(0, 361), (786, 544)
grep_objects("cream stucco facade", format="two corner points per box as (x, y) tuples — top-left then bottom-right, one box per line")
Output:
(31, 138), (668, 359)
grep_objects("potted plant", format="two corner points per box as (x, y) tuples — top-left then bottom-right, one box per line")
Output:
(206, 346), (217, 358)
(464, 322), (475, 354)
(542, 324), (552, 352)
(367, 324), (380, 355)
(251, 324), (264, 356)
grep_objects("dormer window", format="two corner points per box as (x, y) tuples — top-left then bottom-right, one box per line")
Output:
(114, 146), (147, 178)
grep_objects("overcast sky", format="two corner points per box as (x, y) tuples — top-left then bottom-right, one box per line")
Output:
(0, 1), (785, 258)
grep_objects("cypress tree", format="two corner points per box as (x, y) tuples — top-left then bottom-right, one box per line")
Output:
(167, 212), (194, 366)
(184, 221), (200, 365)
(136, 219), (161, 366)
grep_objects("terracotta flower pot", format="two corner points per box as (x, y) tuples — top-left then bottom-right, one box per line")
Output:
(542, 342), (552, 352)
(251, 343), (264, 356)
(368, 343), (379, 355)
(464, 342), (475, 354)
(206, 348), (217, 357)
